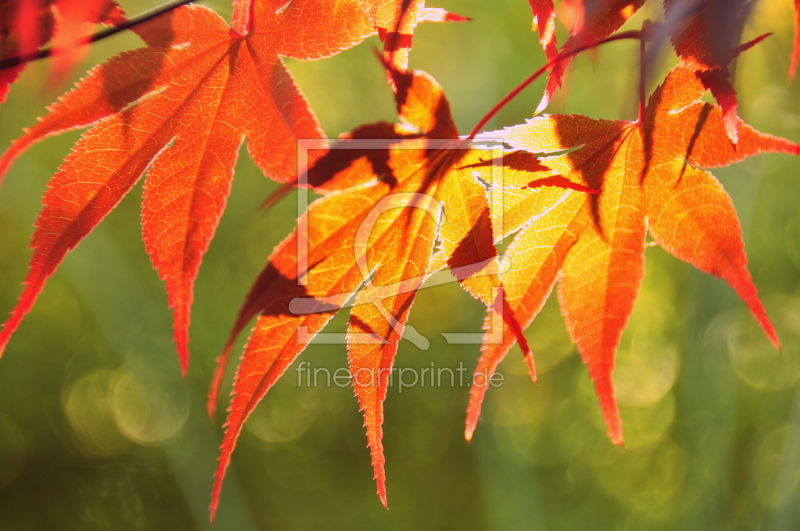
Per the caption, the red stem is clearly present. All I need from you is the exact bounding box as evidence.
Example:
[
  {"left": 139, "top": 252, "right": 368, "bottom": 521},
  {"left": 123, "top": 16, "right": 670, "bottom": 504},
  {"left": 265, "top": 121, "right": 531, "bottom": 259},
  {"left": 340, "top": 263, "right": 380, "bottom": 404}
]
[
  {"left": 638, "top": 22, "right": 650, "bottom": 123},
  {"left": 467, "top": 30, "right": 642, "bottom": 139}
]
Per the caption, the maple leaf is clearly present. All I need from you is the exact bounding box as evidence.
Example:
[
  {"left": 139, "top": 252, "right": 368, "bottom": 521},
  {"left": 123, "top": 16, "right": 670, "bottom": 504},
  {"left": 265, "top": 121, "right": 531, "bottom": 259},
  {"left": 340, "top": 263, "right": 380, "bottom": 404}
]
[
  {"left": 793, "top": 0, "right": 800, "bottom": 79},
  {"left": 467, "top": 63, "right": 800, "bottom": 445},
  {"left": 528, "top": 0, "right": 558, "bottom": 64},
  {"left": 207, "top": 65, "right": 587, "bottom": 519},
  {"left": 0, "top": 0, "right": 376, "bottom": 372},
  {"left": 0, "top": 0, "right": 124, "bottom": 101},
  {"left": 360, "top": 0, "right": 468, "bottom": 72},
  {"left": 537, "top": 0, "right": 644, "bottom": 113},
  {"left": 0, "top": 0, "right": 55, "bottom": 102},
  {"left": 47, "top": 0, "right": 126, "bottom": 87},
  {"left": 662, "top": 0, "right": 757, "bottom": 144}
]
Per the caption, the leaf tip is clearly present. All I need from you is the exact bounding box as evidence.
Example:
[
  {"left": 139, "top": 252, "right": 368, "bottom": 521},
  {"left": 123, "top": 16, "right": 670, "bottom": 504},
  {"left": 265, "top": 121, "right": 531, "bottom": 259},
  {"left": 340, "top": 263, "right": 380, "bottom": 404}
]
[
  {"left": 524, "top": 352, "right": 537, "bottom": 384},
  {"left": 755, "top": 304, "right": 781, "bottom": 351},
  {"left": 768, "top": 329, "right": 781, "bottom": 352},
  {"left": 722, "top": 261, "right": 781, "bottom": 352},
  {"left": 208, "top": 341, "right": 235, "bottom": 420},
  {"left": 535, "top": 91, "right": 551, "bottom": 115},
  {"left": 210, "top": 427, "right": 234, "bottom": 525},
  {"left": 209, "top": 467, "right": 223, "bottom": 524},
  {"left": 464, "top": 398, "right": 481, "bottom": 442},
  {"left": 464, "top": 426, "right": 474, "bottom": 443},
  {"left": 497, "top": 289, "right": 537, "bottom": 381},
  {"left": 444, "top": 13, "right": 471, "bottom": 22},
  {"left": 0, "top": 296, "right": 33, "bottom": 360},
  {"left": 592, "top": 367, "right": 624, "bottom": 446},
  {"left": 378, "top": 486, "right": 388, "bottom": 509},
  {"left": 177, "top": 343, "right": 189, "bottom": 378},
  {"left": 206, "top": 396, "right": 218, "bottom": 421},
  {"left": 420, "top": 8, "right": 471, "bottom": 23},
  {"left": 209, "top": 501, "right": 218, "bottom": 525}
]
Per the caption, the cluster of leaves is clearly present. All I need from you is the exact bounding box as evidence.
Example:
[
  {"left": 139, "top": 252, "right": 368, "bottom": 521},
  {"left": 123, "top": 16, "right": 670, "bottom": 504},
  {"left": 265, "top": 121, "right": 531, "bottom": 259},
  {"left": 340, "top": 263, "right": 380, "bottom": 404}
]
[{"left": 1, "top": 0, "right": 799, "bottom": 521}]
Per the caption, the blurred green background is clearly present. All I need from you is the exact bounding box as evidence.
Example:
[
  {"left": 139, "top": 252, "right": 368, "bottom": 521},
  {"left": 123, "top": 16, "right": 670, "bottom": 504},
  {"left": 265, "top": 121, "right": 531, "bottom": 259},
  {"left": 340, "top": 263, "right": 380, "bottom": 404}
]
[{"left": 1, "top": 0, "right": 800, "bottom": 529}]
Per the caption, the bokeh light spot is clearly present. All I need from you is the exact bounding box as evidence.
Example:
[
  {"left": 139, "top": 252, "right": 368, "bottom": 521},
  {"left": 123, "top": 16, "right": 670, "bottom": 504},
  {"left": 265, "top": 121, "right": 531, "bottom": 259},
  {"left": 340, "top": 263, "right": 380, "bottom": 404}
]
[
  {"left": 111, "top": 360, "right": 189, "bottom": 445},
  {"left": 755, "top": 423, "right": 800, "bottom": 509},
  {"left": 615, "top": 331, "right": 680, "bottom": 407},
  {"left": 62, "top": 370, "right": 129, "bottom": 457},
  {"left": 726, "top": 297, "right": 800, "bottom": 391}
]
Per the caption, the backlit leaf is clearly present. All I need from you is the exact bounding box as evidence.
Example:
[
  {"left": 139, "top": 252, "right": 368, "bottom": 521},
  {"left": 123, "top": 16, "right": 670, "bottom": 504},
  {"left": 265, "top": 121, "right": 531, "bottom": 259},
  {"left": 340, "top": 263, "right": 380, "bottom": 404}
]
[
  {"left": 0, "top": 1, "right": 375, "bottom": 372},
  {"left": 469, "top": 63, "right": 800, "bottom": 445},
  {"left": 537, "top": 0, "right": 644, "bottom": 113},
  {"left": 209, "top": 66, "right": 582, "bottom": 518}
]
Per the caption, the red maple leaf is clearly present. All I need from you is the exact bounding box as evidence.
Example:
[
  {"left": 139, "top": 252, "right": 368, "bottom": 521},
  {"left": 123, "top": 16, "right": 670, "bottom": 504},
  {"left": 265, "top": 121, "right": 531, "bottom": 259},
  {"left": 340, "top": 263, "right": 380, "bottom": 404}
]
[
  {"left": 207, "top": 65, "right": 588, "bottom": 520},
  {"left": 0, "top": 0, "right": 376, "bottom": 372},
  {"left": 792, "top": 0, "right": 800, "bottom": 79},
  {"left": 362, "top": 0, "right": 468, "bottom": 71},
  {"left": 0, "top": 0, "right": 125, "bottom": 100},
  {"left": 47, "top": 0, "right": 126, "bottom": 87},
  {"left": 528, "top": 0, "right": 558, "bottom": 63},
  {"left": 466, "top": 63, "right": 800, "bottom": 444},
  {"left": 0, "top": 0, "right": 55, "bottom": 101},
  {"left": 537, "top": 0, "right": 644, "bottom": 113}
]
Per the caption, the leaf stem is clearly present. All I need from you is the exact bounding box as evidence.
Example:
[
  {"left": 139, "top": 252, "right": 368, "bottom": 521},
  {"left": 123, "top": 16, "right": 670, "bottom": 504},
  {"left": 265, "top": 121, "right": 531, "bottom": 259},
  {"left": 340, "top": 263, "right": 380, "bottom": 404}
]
[
  {"left": 638, "top": 22, "right": 649, "bottom": 123},
  {"left": 0, "top": 0, "right": 197, "bottom": 72},
  {"left": 467, "top": 30, "right": 642, "bottom": 139}
]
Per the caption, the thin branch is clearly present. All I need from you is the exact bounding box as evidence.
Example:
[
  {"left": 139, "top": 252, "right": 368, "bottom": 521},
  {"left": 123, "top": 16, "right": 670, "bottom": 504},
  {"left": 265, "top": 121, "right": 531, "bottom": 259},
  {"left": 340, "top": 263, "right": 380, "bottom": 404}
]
[
  {"left": 467, "top": 30, "right": 643, "bottom": 139},
  {"left": 0, "top": 0, "right": 197, "bottom": 72}
]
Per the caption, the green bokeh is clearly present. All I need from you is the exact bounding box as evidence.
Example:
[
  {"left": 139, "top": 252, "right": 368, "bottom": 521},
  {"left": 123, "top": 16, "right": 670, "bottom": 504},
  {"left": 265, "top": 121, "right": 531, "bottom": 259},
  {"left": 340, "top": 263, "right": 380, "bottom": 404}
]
[{"left": 1, "top": 1, "right": 800, "bottom": 529}]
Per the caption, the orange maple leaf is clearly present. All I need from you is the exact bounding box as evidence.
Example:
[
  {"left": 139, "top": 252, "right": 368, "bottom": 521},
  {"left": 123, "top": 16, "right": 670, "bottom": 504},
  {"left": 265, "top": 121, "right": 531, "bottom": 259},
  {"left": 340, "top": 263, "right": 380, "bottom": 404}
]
[
  {"left": 537, "top": 0, "right": 644, "bottom": 113},
  {"left": 793, "top": 0, "right": 800, "bottom": 79},
  {"left": 207, "top": 66, "right": 588, "bottom": 519},
  {"left": 47, "top": 0, "right": 126, "bottom": 87},
  {"left": 662, "top": 0, "right": 760, "bottom": 143},
  {"left": 467, "top": 63, "right": 800, "bottom": 445},
  {"left": 528, "top": 0, "right": 558, "bottom": 63},
  {"left": 0, "top": 0, "right": 55, "bottom": 101},
  {"left": 361, "top": 0, "right": 468, "bottom": 71},
  {"left": 0, "top": 0, "right": 376, "bottom": 372}
]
